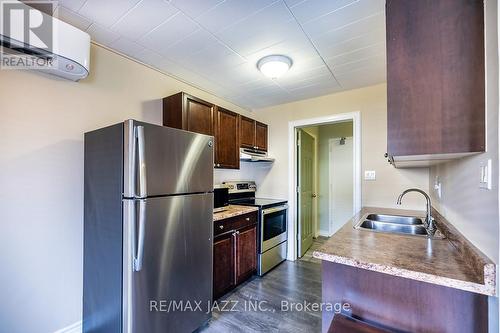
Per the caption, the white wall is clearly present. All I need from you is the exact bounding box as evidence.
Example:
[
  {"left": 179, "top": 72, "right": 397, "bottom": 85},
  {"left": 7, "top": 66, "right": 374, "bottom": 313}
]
[
  {"left": 214, "top": 162, "right": 273, "bottom": 187},
  {"left": 329, "top": 136, "right": 354, "bottom": 236},
  {"left": 0, "top": 44, "right": 252, "bottom": 333},
  {"left": 317, "top": 122, "right": 353, "bottom": 234},
  {"left": 254, "top": 83, "right": 430, "bottom": 212}
]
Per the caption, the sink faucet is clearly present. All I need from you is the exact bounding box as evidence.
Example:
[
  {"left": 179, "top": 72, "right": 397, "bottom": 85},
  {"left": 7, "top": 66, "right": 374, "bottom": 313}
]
[{"left": 397, "top": 188, "right": 435, "bottom": 234}]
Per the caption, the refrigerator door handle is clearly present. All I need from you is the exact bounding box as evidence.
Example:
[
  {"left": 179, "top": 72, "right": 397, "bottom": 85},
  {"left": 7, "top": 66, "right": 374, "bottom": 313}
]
[
  {"left": 134, "top": 199, "right": 147, "bottom": 272},
  {"left": 135, "top": 125, "right": 147, "bottom": 198}
]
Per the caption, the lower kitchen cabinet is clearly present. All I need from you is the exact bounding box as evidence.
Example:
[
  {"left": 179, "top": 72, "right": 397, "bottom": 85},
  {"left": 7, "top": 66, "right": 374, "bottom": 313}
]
[
  {"left": 235, "top": 225, "right": 257, "bottom": 284},
  {"left": 213, "top": 212, "right": 257, "bottom": 299},
  {"left": 213, "top": 234, "right": 235, "bottom": 298}
]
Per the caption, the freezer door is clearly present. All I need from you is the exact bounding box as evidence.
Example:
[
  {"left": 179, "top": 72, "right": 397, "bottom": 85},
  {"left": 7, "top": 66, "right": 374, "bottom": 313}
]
[
  {"left": 124, "top": 120, "right": 214, "bottom": 198},
  {"left": 123, "top": 193, "right": 213, "bottom": 333}
]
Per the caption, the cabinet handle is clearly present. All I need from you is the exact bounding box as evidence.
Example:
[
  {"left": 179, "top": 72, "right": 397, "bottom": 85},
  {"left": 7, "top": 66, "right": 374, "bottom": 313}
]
[
  {"left": 245, "top": 217, "right": 250, "bottom": 221},
  {"left": 219, "top": 225, "right": 224, "bottom": 230}
]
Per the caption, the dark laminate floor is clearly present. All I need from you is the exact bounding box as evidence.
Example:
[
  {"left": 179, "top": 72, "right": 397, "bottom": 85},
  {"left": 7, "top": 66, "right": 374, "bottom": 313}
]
[{"left": 199, "top": 238, "right": 328, "bottom": 333}]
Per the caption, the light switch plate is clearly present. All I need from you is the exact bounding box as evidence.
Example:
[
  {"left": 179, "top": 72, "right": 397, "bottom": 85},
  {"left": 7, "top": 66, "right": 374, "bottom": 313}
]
[
  {"left": 479, "top": 159, "right": 492, "bottom": 190},
  {"left": 364, "top": 170, "right": 376, "bottom": 180}
]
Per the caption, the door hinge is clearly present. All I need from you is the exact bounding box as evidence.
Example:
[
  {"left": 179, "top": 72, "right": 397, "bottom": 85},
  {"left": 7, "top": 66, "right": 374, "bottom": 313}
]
[{"left": 296, "top": 186, "right": 300, "bottom": 193}]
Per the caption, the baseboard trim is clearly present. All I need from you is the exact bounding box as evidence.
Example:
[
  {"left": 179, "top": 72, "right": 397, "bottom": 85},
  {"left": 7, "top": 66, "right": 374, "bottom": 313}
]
[
  {"left": 53, "top": 321, "right": 82, "bottom": 333},
  {"left": 318, "top": 230, "right": 331, "bottom": 237}
]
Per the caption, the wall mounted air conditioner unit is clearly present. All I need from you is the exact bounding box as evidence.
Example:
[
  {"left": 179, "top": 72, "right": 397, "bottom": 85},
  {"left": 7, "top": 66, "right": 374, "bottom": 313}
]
[{"left": 0, "top": 0, "right": 90, "bottom": 81}]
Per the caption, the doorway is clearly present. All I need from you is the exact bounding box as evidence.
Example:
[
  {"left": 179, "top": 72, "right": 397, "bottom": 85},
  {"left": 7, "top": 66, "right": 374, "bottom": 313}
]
[{"left": 289, "top": 112, "right": 361, "bottom": 261}]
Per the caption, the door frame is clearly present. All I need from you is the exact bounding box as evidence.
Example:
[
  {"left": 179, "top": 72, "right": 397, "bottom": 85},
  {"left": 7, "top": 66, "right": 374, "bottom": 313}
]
[{"left": 288, "top": 112, "right": 361, "bottom": 261}]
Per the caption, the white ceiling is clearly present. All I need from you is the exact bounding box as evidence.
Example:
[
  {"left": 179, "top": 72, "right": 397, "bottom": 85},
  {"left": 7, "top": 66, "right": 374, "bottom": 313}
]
[{"left": 53, "top": 0, "right": 386, "bottom": 109}]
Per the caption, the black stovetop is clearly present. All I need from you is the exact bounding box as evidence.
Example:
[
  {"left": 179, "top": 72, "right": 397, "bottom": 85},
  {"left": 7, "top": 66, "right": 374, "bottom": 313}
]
[{"left": 230, "top": 197, "right": 287, "bottom": 208}]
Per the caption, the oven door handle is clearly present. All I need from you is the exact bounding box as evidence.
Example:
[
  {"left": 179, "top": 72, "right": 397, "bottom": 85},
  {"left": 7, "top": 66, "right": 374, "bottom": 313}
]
[{"left": 262, "top": 204, "right": 288, "bottom": 216}]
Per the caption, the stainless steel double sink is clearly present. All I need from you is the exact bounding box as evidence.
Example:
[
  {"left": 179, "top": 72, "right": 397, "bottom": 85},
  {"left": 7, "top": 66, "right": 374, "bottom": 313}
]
[{"left": 355, "top": 213, "right": 445, "bottom": 239}]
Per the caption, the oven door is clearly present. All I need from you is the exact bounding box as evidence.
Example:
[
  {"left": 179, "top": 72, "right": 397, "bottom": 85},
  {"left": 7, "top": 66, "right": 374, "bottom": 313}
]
[{"left": 261, "top": 205, "right": 288, "bottom": 252}]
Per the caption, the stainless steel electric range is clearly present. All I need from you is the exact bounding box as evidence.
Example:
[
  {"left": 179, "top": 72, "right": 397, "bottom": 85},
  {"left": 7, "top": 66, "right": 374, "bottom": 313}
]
[{"left": 223, "top": 181, "right": 288, "bottom": 276}]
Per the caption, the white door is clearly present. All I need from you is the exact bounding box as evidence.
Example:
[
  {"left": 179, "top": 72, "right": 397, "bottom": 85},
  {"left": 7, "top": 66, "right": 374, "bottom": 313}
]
[{"left": 329, "top": 137, "right": 354, "bottom": 235}]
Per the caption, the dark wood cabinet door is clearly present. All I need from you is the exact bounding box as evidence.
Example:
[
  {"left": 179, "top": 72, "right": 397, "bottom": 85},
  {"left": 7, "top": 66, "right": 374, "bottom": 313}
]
[
  {"left": 162, "top": 92, "right": 214, "bottom": 136},
  {"left": 386, "top": 0, "right": 485, "bottom": 158},
  {"left": 239, "top": 116, "right": 255, "bottom": 149},
  {"left": 215, "top": 107, "right": 239, "bottom": 169},
  {"left": 213, "top": 234, "right": 235, "bottom": 299},
  {"left": 235, "top": 225, "right": 257, "bottom": 284},
  {"left": 185, "top": 96, "right": 214, "bottom": 136},
  {"left": 255, "top": 122, "right": 268, "bottom": 151}
]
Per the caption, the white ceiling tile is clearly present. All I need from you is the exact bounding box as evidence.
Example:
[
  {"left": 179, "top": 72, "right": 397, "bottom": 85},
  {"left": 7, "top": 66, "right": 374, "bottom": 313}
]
[
  {"left": 134, "top": 48, "right": 164, "bottom": 67},
  {"left": 287, "top": 0, "right": 357, "bottom": 23},
  {"left": 280, "top": 73, "right": 333, "bottom": 90},
  {"left": 170, "top": 0, "right": 224, "bottom": 19},
  {"left": 284, "top": 0, "right": 306, "bottom": 7},
  {"left": 312, "top": 11, "right": 385, "bottom": 46},
  {"left": 78, "top": 0, "right": 140, "bottom": 28},
  {"left": 175, "top": 41, "right": 246, "bottom": 73},
  {"left": 86, "top": 23, "right": 120, "bottom": 45},
  {"left": 110, "top": 0, "right": 178, "bottom": 41},
  {"left": 215, "top": 2, "right": 296, "bottom": 56},
  {"left": 162, "top": 30, "right": 219, "bottom": 63},
  {"left": 110, "top": 38, "right": 145, "bottom": 56},
  {"left": 336, "top": 67, "right": 386, "bottom": 89},
  {"left": 62, "top": 0, "right": 387, "bottom": 109},
  {"left": 303, "top": 0, "right": 385, "bottom": 37},
  {"left": 196, "top": 0, "right": 277, "bottom": 33},
  {"left": 331, "top": 53, "right": 386, "bottom": 76},
  {"left": 328, "top": 42, "right": 385, "bottom": 67},
  {"left": 54, "top": 6, "right": 92, "bottom": 31},
  {"left": 315, "top": 27, "right": 385, "bottom": 59},
  {"left": 57, "top": 0, "right": 86, "bottom": 12},
  {"left": 138, "top": 13, "right": 198, "bottom": 55}
]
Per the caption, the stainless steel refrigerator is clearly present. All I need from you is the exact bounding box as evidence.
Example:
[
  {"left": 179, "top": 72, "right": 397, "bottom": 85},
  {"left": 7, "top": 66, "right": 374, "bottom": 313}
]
[{"left": 83, "top": 120, "right": 213, "bottom": 333}]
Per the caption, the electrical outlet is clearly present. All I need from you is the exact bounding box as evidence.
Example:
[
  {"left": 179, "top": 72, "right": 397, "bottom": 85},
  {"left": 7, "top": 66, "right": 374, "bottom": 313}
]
[
  {"left": 364, "top": 170, "right": 376, "bottom": 180},
  {"left": 479, "top": 159, "right": 492, "bottom": 190}
]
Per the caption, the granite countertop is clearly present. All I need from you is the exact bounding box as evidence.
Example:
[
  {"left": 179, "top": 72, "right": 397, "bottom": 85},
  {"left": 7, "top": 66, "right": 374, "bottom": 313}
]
[
  {"left": 313, "top": 207, "right": 496, "bottom": 296},
  {"left": 213, "top": 205, "right": 259, "bottom": 221}
]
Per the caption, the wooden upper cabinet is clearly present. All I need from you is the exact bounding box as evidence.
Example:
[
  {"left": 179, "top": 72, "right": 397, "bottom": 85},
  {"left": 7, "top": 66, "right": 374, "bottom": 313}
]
[
  {"left": 162, "top": 92, "right": 214, "bottom": 136},
  {"left": 163, "top": 92, "right": 269, "bottom": 169},
  {"left": 239, "top": 116, "right": 268, "bottom": 151},
  {"left": 386, "top": 0, "right": 485, "bottom": 165},
  {"left": 255, "top": 122, "right": 268, "bottom": 151},
  {"left": 239, "top": 115, "right": 256, "bottom": 149},
  {"left": 215, "top": 107, "right": 239, "bottom": 169}
]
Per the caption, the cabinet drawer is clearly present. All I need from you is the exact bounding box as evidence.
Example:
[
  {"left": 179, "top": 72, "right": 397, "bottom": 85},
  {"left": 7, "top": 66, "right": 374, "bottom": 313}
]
[{"left": 214, "top": 211, "right": 257, "bottom": 237}]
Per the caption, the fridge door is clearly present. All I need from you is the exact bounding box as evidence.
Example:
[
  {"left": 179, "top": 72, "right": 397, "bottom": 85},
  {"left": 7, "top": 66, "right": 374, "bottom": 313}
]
[
  {"left": 124, "top": 119, "right": 214, "bottom": 198},
  {"left": 123, "top": 193, "right": 213, "bottom": 333}
]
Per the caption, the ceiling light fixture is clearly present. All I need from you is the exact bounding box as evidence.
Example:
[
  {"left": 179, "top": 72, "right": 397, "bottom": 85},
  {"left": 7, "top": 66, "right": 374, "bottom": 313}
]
[{"left": 257, "top": 55, "right": 293, "bottom": 79}]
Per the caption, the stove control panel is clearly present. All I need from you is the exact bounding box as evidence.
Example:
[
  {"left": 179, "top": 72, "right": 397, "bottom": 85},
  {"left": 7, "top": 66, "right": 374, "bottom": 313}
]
[{"left": 223, "top": 181, "right": 256, "bottom": 193}]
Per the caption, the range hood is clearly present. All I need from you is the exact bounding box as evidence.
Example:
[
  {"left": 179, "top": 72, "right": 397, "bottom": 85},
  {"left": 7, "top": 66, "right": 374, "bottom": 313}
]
[{"left": 240, "top": 148, "right": 275, "bottom": 163}]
